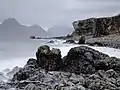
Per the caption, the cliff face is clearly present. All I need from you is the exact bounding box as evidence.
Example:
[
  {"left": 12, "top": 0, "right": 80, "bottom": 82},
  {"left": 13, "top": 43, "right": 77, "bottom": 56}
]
[{"left": 72, "top": 14, "right": 120, "bottom": 37}]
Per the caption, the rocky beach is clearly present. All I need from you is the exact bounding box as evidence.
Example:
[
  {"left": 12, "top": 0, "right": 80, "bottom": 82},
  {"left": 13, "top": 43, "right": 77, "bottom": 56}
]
[
  {"left": 0, "top": 14, "right": 120, "bottom": 90},
  {"left": 70, "top": 14, "right": 120, "bottom": 49},
  {"left": 0, "top": 45, "right": 120, "bottom": 90}
]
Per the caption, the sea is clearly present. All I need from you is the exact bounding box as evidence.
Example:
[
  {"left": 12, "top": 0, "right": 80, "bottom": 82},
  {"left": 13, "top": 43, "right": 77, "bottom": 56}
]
[{"left": 0, "top": 39, "right": 120, "bottom": 75}]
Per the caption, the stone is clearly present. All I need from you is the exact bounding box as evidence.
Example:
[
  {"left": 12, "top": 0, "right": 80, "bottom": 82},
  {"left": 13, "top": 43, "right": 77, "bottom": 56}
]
[
  {"left": 6, "top": 66, "right": 20, "bottom": 80},
  {"left": 24, "top": 83, "right": 38, "bottom": 90},
  {"left": 48, "top": 40, "right": 54, "bottom": 43},
  {"left": 36, "top": 45, "right": 63, "bottom": 71},
  {"left": 85, "top": 70, "right": 118, "bottom": 90},
  {"left": 64, "top": 39, "right": 75, "bottom": 44},
  {"left": 78, "top": 36, "right": 85, "bottom": 44},
  {"left": 77, "top": 85, "right": 86, "bottom": 90},
  {"left": 64, "top": 46, "right": 109, "bottom": 74},
  {"left": 25, "top": 58, "right": 38, "bottom": 68},
  {"left": 7, "top": 45, "right": 120, "bottom": 90}
]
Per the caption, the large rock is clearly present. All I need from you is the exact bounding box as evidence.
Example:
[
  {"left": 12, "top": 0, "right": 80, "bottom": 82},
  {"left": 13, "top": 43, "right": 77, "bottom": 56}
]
[
  {"left": 12, "top": 58, "right": 38, "bottom": 81},
  {"left": 36, "top": 45, "right": 63, "bottom": 71},
  {"left": 6, "top": 66, "right": 20, "bottom": 80},
  {"left": 13, "top": 70, "right": 86, "bottom": 89},
  {"left": 72, "top": 14, "right": 120, "bottom": 37},
  {"left": 24, "top": 83, "right": 38, "bottom": 90},
  {"left": 6, "top": 45, "right": 120, "bottom": 90},
  {"left": 63, "top": 46, "right": 120, "bottom": 74},
  {"left": 85, "top": 69, "right": 120, "bottom": 90},
  {"left": 78, "top": 36, "right": 85, "bottom": 44},
  {"left": 48, "top": 40, "right": 54, "bottom": 43}
]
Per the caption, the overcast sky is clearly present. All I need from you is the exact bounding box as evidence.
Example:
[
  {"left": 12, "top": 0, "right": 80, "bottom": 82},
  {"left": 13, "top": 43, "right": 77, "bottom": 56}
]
[{"left": 0, "top": 0, "right": 120, "bottom": 29}]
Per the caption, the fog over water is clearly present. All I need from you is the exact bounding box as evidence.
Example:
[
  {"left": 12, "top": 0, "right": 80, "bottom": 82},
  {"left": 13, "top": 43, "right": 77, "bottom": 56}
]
[
  {"left": 0, "top": 39, "right": 120, "bottom": 72},
  {"left": 0, "top": 0, "right": 120, "bottom": 28}
]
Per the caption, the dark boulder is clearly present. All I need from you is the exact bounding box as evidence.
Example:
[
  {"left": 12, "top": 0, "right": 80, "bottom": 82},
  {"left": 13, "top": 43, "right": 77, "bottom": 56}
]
[
  {"left": 25, "top": 58, "right": 38, "bottom": 68},
  {"left": 12, "top": 58, "right": 38, "bottom": 81},
  {"left": 86, "top": 41, "right": 104, "bottom": 47},
  {"left": 64, "top": 46, "right": 116, "bottom": 74},
  {"left": 9, "top": 45, "right": 120, "bottom": 90},
  {"left": 36, "top": 45, "right": 63, "bottom": 71},
  {"left": 12, "top": 69, "right": 29, "bottom": 81},
  {"left": 96, "top": 57, "right": 120, "bottom": 72},
  {"left": 6, "top": 66, "right": 20, "bottom": 79},
  {"left": 78, "top": 36, "right": 85, "bottom": 44},
  {"left": 29, "top": 36, "right": 35, "bottom": 39},
  {"left": 85, "top": 69, "right": 119, "bottom": 90},
  {"left": 48, "top": 40, "right": 54, "bottom": 43}
]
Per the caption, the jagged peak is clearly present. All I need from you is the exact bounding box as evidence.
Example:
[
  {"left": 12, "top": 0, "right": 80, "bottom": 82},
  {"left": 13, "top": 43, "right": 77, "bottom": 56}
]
[{"left": 2, "top": 18, "right": 20, "bottom": 26}]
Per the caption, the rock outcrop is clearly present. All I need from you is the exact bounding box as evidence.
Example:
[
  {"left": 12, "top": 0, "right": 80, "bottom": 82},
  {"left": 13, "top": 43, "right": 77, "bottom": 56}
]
[
  {"left": 78, "top": 35, "right": 85, "bottom": 44},
  {"left": 64, "top": 46, "right": 108, "bottom": 74},
  {"left": 24, "top": 83, "right": 38, "bottom": 90},
  {"left": 2, "top": 45, "right": 120, "bottom": 90},
  {"left": 64, "top": 46, "right": 120, "bottom": 74},
  {"left": 36, "top": 45, "right": 63, "bottom": 71},
  {"left": 48, "top": 40, "right": 54, "bottom": 43},
  {"left": 72, "top": 14, "right": 120, "bottom": 37},
  {"left": 6, "top": 66, "right": 20, "bottom": 80},
  {"left": 64, "top": 39, "right": 75, "bottom": 44}
]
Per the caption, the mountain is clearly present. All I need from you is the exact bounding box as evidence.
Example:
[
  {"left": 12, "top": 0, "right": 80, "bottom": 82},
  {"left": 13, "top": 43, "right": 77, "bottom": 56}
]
[
  {"left": 0, "top": 18, "right": 47, "bottom": 40},
  {"left": 47, "top": 25, "right": 73, "bottom": 37}
]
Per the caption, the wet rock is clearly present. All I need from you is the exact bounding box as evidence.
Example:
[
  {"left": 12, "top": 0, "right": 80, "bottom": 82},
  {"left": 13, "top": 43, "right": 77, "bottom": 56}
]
[
  {"left": 8, "top": 45, "right": 120, "bottom": 90},
  {"left": 24, "top": 83, "right": 38, "bottom": 90},
  {"left": 86, "top": 41, "right": 104, "bottom": 47},
  {"left": 85, "top": 70, "right": 119, "bottom": 90},
  {"left": 12, "top": 69, "right": 86, "bottom": 90},
  {"left": 6, "top": 66, "right": 20, "bottom": 80},
  {"left": 64, "top": 46, "right": 109, "bottom": 74},
  {"left": 48, "top": 40, "right": 54, "bottom": 43},
  {"left": 12, "top": 69, "right": 30, "bottom": 81},
  {"left": 25, "top": 58, "right": 38, "bottom": 68},
  {"left": 29, "top": 36, "right": 35, "bottom": 39},
  {"left": 96, "top": 57, "right": 120, "bottom": 72},
  {"left": 0, "top": 72, "right": 7, "bottom": 82},
  {"left": 72, "top": 14, "right": 120, "bottom": 37},
  {"left": 0, "top": 81, "right": 12, "bottom": 90},
  {"left": 78, "top": 36, "right": 85, "bottom": 44},
  {"left": 105, "top": 69, "right": 117, "bottom": 78},
  {"left": 12, "top": 59, "right": 38, "bottom": 81},
  {"left": 36, "top": 45, "right": 63, "bottom": 71}
]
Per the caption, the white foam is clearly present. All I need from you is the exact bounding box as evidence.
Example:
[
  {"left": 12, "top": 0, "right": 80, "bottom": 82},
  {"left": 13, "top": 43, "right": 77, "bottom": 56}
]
[
  {"left": 0, "top": 57, "right": 30, "bottom": 71},
  {"left": 51, "top": 44, "right": 120, "bottom": 58},
  {"left": 1, "top": 44, "right": 120, "bottom": 72},
  {"left": 51, "top": 44, "right": 80, "bottom": 57},
  {"left": 88, "top": 46, "right": 120, "bottom": 58}
]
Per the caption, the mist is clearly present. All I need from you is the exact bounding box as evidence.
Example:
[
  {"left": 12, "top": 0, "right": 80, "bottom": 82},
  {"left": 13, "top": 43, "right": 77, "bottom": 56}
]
[{"left": 0, "top": 0, "right": 120, "bottom": 28}]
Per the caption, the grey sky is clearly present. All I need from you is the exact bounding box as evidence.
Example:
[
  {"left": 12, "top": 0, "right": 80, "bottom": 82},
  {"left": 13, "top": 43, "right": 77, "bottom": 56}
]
[{"left": 0, "top": 0, "right": 120, "bottom": 29}]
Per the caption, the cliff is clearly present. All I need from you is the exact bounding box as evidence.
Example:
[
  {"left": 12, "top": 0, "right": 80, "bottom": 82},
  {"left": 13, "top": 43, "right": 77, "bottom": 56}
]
[{"left": 72, "top": 14, "right": 120, "bottom": 37}]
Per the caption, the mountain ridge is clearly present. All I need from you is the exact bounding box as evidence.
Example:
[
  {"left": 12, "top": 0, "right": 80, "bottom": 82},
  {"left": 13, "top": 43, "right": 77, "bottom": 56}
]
[
  {"left": 47, "top": 25, "right": 73, "bottom": 37},
  {"left": 0, "top": 18, "right": 47, "bottom": 40}
]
